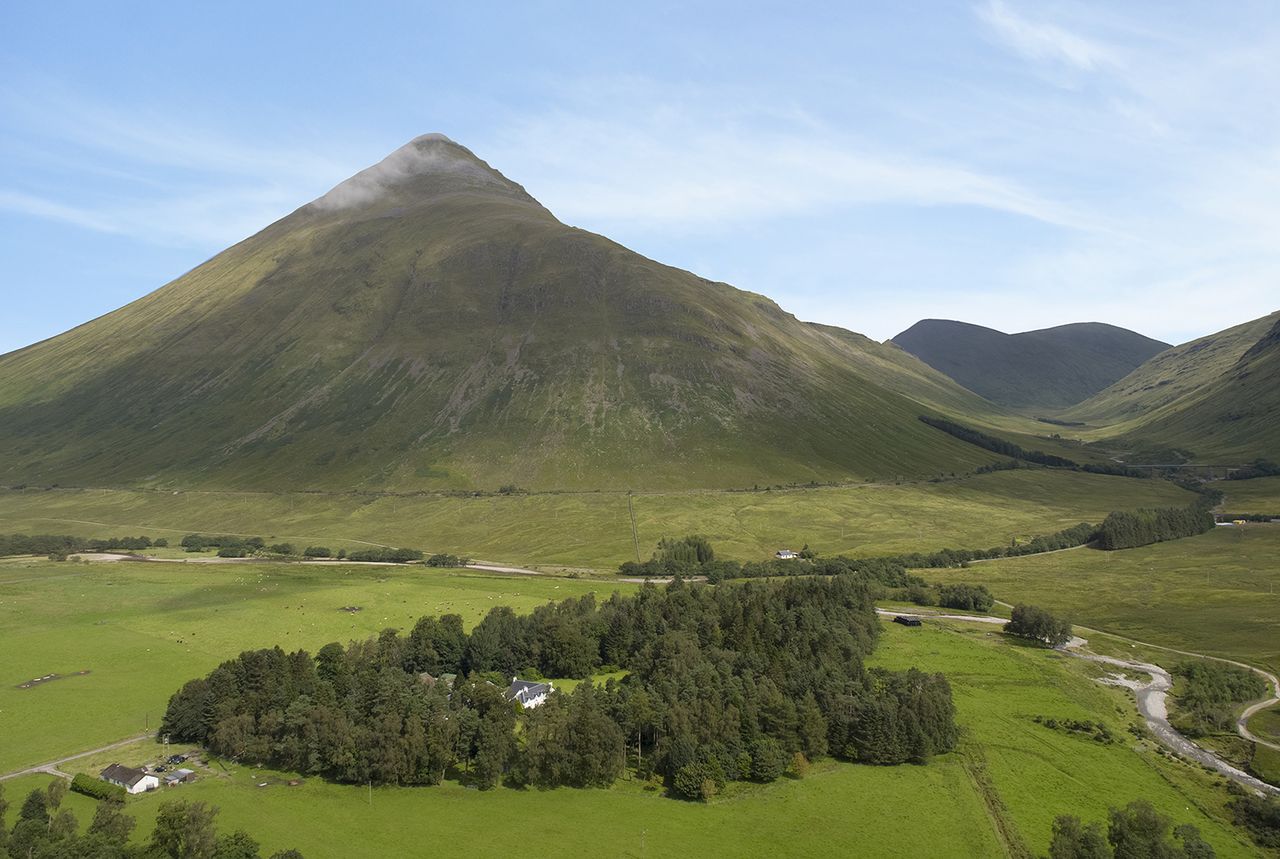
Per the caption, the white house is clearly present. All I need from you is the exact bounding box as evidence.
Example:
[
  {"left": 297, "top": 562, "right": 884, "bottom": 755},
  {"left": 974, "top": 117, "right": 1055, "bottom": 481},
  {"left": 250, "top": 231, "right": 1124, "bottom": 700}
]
[
  {"left": 775, "top": 549, "right": 799, "bottom": 560},
  {"left": 101, "top": 763, "right": 159, "bottom": 794},
  {"left": 504, "top": 677, "right": 553, "bottom": 709}
]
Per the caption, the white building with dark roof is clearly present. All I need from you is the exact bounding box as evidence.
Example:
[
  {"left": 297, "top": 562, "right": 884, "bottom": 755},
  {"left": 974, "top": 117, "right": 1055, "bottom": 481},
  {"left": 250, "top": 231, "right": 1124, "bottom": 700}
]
[
  {"left": 504, "top": 677, "right": 553, "bottom": 709},
  {"left": 100, "top": 763, "right": 159, "bottom": 794}
]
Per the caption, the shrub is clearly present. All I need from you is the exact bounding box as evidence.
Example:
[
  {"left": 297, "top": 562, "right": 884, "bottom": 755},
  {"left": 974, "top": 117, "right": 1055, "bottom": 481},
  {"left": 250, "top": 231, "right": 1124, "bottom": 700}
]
[
  {"left": 937, "top": 583, "right": 994, "bottom": 612},
  {"left": 217, "top": 547, "right": 247, "bottom": 558},
  {"left": 303, "top": 546, "right": 332, "bottom": 558},
  {"left": 70, "top": 773, "right": 126, "bottom": 802},
  {"left": 425, "top": 553, "right": 463, "bottom": 567}
]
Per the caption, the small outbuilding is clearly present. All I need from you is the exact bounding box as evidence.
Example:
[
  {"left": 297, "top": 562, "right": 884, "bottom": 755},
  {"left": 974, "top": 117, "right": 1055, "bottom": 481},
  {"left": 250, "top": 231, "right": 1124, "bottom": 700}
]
[
  {"left": 164, "top": 768, "right": 196, "bottom": 786},
  {"left": 892, "top": 615, "right": 923, "bottom": 627},
  {"left": 100, "top": 763, "right": 159, "bottom": 794},
  {"left": 775, "top": 549, "right": 799, "bottom": 560}
]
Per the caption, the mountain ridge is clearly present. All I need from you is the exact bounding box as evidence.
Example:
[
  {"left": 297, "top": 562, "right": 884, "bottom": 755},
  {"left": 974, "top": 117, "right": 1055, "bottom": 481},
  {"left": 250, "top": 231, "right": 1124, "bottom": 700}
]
[
  {"left": 0, "top": 135, "right": 1003, "bottom": 491},
  {"left": 890, "top": 318, "right": 1170, "bottom": 410}
]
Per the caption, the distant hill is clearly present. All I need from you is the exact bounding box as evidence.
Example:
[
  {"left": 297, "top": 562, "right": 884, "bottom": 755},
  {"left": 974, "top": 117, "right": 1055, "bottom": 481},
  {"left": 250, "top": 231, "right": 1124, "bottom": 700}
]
[
  {"left": 1067, "top": 310, "right": 1280, "bottom": 461},
  {"left": 890, "top": 320, "right": 1170, "bottom": 409},
  {"left": 0, "top": 135, "right": 1000, "bottom": 491}
]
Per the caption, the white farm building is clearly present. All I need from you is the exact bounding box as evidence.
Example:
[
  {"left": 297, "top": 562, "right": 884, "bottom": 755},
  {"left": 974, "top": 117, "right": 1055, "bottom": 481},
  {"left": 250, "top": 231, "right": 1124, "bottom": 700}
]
[{"left": 100, "top": 763, "right": 159, "bottom": 794}]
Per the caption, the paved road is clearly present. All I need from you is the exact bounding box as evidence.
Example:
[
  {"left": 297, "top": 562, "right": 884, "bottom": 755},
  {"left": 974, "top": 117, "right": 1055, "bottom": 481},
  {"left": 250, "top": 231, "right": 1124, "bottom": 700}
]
[{"left": 0, "top": 732, "right": 154, "bottom": 782}]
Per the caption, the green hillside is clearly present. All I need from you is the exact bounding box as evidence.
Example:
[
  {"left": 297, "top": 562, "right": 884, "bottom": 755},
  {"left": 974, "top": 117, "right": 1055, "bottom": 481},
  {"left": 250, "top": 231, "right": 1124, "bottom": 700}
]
[
  {"left": 1065, "top": 310, "right": 1280, "bottom": 461},
  {"left": 891, "top": 319, "right": 1169, "bottom": 409},
  {"left": 1114, "top": 317, "right": 1280, "bottom": 460},
  {"left": 0, "top": 135, "right": 1000, "bottom": 491}
]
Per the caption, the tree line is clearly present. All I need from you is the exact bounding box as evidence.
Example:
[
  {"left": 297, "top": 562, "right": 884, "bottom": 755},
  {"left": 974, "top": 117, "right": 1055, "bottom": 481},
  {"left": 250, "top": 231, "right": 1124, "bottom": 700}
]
[
  {"left": 0, "top": 779, "right": 302, "bottom": 859},
  {"left": 919, "top": 415, "right": 1080, "bottom": 468},
  {"left": 0, "top": 534, "right": 168, "bottom": 559},
  {"left": 161, "top": 575, "right": 958, "bottom": 799},
  {"left": 1226, "top": 459, "right": 1280, "bottom": 481},
  {"left": 645, "top": 521, "right": 1098, "bottom": 584},
  {"left": 1095, "top": 504, "right": 1215, "bottom": 550}
]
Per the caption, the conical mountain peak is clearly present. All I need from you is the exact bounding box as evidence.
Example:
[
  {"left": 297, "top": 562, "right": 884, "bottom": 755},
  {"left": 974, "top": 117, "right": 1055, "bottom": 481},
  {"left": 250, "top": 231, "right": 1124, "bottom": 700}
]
[{"left": 310, "top": 133, "right": 531, "bottom": 213}]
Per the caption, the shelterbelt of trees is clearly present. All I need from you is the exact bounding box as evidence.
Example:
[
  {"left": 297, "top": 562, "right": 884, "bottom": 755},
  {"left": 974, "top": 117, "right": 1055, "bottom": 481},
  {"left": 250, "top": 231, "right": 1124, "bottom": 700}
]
[
  {"left": 620, "top": 493, "right": 1217, "bottom": 583},
  {"left": 160, "top": 576, "right": 958, "bottom": 798}
]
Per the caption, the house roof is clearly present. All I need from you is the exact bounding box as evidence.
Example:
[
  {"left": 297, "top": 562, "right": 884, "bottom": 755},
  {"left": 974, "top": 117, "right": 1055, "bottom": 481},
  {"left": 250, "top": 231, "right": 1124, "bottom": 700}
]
[
  {"left": 101, "top": 763, "right": 149, "bottom": 787},
  {"left": 505, "top": 678, "right": 552, "bottom": 703}
]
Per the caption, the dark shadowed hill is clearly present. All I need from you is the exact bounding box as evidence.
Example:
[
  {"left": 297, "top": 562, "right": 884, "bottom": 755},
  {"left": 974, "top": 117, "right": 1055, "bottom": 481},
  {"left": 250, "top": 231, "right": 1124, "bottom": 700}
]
[
  {"left": 891, "top": 319, "right": 1170, "bottom": 409},
  {"left": 0, "top": 135, "right": 1003, "bottom": 491}
]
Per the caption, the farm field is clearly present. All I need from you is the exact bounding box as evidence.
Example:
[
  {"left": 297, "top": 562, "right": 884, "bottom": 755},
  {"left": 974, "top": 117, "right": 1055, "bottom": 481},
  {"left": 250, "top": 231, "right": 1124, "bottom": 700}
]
[
  {"left": 2, "top": 617, "right": 1256, "bottom": 857},
  {"left": 1219, "top": 475, "right": 1280, "bottom": 513},
  {"left": 0, "top": 470, "right": 1193, "bottom": 569},
  {"left": 922, "top": 526, "right": 1280, "bottom": 675},
  {"left": 0, "top": 558, "right": 633, "bottom": 774}
]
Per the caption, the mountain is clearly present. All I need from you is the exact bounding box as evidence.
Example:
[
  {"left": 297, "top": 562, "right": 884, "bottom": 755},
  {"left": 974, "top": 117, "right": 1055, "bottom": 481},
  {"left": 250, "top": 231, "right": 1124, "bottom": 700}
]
[
  {"left": 1066, "top": 310, "right": 1280, "bottom": 461},
  {"left": 890, "top": 319, "right": 1170, "bottom": 410},
  {"left": 0, "top": 135, "right": 1001, "bottom": 491}
]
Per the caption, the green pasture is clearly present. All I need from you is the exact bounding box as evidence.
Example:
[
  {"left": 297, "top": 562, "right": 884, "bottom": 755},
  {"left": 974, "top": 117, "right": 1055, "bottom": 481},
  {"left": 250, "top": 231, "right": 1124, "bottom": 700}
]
[
  {"left": 0, "top": 469, "right": 1192, "bottom": 569},
  {"left": 3, "top": 616, "right": 1256, "bottom": 858},
  {"left": 0, "top": 558, "right": 631, "bottom": 774},
  {"left": 923, "top": 526, "right": 1280, "bottom": 675},
  {"left": 867, "top": 619, "right": 1255, "bottom": 857},
  {"left": 1218, "top": 476, "right": 1280, "bottom": 513}
]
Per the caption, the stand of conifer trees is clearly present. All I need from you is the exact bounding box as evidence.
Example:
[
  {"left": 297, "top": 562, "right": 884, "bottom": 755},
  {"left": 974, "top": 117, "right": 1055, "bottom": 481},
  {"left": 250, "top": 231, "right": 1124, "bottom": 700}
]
[{"left": 161, "top": 576, "right": 957, "bottom": 796}]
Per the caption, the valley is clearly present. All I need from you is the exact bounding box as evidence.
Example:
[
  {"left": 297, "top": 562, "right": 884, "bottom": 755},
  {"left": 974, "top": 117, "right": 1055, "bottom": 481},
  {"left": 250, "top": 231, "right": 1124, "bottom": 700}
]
[{"left": 2, "top": 125, "right": 1279, "bottom": 859}]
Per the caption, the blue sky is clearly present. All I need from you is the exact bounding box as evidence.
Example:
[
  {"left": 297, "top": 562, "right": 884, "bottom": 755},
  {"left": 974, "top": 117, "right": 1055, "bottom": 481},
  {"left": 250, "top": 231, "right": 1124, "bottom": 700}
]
[{"left": 3, "top": 1, "right": 1279, "bottom": 355}]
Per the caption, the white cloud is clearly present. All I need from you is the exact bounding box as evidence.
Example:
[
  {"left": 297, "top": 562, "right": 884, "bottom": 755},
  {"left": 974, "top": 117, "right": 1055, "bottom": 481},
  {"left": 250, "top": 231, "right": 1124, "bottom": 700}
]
[
  {"left": 977, "top": 0, "right": 1117, "bottom": 72},
  {"left": 490, "top": 113, "right": 1095, "bottom": 234}
]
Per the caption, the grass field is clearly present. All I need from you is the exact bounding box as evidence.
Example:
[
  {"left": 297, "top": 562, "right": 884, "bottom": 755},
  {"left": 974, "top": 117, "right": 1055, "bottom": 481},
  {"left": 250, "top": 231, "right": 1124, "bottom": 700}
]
[
  {"left": 2, "top": 617, "right": 1257, "bottom": 858},
  {"left": 922, "top": 526, "right": 1280, "bottom": 675},
  {"left": 0, "top": 558, "right": 633, "bottom": 774},
  {"left": 1219, "top": 476, "right": 1280, "bottom": 513},
  {"left": 0, "top": 470, "right": 1193, "bottom": 569}
]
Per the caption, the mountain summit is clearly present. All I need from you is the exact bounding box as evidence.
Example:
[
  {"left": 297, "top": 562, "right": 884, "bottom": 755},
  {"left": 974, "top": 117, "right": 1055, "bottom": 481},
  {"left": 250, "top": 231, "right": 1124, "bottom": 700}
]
[
  {"left": 0, "top": 136, "right": 999, "bottom": 491},
  {"left": 309, "top": 134, "right": 536, "bottom": 212},
  {"left": 891, "top": 319, "right": 1170, "bottom": 410}
]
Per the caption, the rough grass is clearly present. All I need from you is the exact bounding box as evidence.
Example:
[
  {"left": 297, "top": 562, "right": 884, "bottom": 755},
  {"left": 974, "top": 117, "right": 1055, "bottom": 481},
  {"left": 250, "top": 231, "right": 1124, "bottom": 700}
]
[
  {"left": 0, "top": 470, "right": 1193, "bottom": 569},
  {"left": 923, "top": 526, "right": 1280, "bottom": 675},
  {"left": 0, "top": 558, "right": 631, "bottom": 774},
  {"left": 1219, "top": 476, "right": 1280, "bottom": 513}
]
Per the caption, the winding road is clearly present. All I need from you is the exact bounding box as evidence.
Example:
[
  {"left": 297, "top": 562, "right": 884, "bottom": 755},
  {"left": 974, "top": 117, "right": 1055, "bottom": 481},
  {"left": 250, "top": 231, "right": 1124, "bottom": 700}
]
[{"left": 877, "top": 608, "right": 1280, "bottom": 796}]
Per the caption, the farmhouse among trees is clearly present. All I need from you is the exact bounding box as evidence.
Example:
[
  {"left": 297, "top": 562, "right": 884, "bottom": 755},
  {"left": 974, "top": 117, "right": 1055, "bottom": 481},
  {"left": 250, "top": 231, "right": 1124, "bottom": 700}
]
[
  {"left": 160, "top": 576, "right": 958, "bottom": 794},
  {"left": 505, "top": 678, "right": 553, "bottom": 709},
  {"left": 100, "top": 763, "right": 158, "bottom": 795}
]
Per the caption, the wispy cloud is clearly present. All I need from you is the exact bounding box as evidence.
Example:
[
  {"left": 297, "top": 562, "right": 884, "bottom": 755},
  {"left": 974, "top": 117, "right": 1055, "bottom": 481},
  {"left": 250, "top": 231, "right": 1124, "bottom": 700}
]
[
  {"left": 976, "top": 0, "right": 1117, "bottom": 72},
  {"left": 491, "top": 108, "right": 1095, "bottom": 234},
  {"left": 0, "top": 84, "right": 363, "bottom": 247}
]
